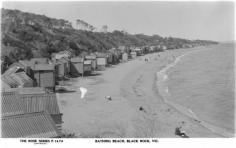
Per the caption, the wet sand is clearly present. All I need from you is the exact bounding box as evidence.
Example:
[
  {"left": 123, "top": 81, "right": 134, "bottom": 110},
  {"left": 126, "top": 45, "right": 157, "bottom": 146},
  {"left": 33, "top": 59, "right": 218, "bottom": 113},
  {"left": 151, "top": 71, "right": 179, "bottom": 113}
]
[{"left": 57, "top": 46, "right": 222, "bottom": 138}]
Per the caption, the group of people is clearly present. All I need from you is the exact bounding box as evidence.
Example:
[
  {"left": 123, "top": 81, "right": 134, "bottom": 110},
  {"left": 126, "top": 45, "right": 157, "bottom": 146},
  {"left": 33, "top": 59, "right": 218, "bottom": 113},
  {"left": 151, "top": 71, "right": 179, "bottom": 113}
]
[
  {"left": 144, "top": 58, "right": 149, "bottom": 62},
  {"left": 144, "top": 53, "right": 162, "bottom": 62}
]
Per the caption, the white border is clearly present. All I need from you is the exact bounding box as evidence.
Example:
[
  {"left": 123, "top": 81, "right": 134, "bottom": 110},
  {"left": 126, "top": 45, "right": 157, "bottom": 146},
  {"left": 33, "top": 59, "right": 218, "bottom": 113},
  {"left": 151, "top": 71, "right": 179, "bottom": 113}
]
[{"left": 0, "top": 0, "right": 235, "bottom": 148}]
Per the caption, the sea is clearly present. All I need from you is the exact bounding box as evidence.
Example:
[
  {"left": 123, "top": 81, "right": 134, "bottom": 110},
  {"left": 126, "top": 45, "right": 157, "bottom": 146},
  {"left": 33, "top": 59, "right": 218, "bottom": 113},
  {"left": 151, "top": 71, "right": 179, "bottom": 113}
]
[{"left": 156, "top": 43, "right": 235, "bottom": 137}]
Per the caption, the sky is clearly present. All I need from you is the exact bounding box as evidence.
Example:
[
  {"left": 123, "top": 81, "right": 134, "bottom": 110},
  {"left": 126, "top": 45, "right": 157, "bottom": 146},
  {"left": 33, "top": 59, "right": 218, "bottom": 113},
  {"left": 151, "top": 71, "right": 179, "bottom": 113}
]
[{"left": 2, "top": 1, "right": 235, "bottom": 42}]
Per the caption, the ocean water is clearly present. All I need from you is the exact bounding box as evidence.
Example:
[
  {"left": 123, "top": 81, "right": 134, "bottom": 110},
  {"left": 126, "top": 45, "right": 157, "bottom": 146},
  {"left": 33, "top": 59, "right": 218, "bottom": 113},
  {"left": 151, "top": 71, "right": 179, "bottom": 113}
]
[{"left": 156, "top": 43, "right": 235, "bottom": 137}]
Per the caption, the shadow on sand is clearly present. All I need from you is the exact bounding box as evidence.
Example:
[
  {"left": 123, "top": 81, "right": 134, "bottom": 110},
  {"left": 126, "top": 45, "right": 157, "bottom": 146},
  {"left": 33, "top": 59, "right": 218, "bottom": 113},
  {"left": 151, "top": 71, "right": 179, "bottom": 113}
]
[
  {"left": 55, "top": 89, "right": 76, "bottom": 93},
  {"left": 69, "top": 71, "right": 103, "bottom": 78},
  {"left": 86, "top": 72, "right": 102, "bottom": 77}
]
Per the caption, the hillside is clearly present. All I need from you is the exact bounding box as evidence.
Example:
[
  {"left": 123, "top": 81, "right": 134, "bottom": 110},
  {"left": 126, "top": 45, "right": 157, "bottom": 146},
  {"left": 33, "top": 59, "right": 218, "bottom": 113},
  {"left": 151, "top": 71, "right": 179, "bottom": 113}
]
[{"left": 1, "top": 8, "right": 217, "bottom": 68}]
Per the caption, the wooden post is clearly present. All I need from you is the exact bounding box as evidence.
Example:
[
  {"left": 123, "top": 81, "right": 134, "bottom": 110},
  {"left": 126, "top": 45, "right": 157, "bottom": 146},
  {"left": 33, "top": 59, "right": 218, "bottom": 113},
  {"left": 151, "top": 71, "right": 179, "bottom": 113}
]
[{"left": 82, "top": 58, "right": 84, "bottom": 79}]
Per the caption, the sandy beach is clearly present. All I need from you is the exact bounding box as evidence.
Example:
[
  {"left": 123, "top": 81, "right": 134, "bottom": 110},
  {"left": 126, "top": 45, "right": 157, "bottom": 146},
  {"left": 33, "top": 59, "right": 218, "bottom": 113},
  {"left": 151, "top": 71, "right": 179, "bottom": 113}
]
[{"left": 57, "top": 46, "right": 224, "bottom": 138}]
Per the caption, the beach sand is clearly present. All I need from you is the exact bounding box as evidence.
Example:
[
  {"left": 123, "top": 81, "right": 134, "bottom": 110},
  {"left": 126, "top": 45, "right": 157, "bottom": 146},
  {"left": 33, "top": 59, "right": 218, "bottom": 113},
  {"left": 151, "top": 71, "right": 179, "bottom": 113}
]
[{"left": 57, "top": 46, "right": 222, "bottom": 138}]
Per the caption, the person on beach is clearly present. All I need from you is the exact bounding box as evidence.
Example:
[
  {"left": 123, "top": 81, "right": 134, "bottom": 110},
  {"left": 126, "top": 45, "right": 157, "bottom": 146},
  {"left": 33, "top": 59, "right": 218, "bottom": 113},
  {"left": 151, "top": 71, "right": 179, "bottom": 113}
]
[
  {"left": 139, "top": 106, "right": 147, "bottom": 113},
  {"left": 144, "top": 58, "right": 149, "bottom": 62},
  {"left": 175, "top": 127, "right": 189, "bottom": 138}
]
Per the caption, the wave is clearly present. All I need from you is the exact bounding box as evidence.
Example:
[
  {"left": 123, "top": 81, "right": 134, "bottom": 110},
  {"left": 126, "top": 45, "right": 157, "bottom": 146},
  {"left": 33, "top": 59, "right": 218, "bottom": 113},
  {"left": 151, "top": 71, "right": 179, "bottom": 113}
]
[{"left": 155, "top": 49, "right": 234, "bottom": 137}]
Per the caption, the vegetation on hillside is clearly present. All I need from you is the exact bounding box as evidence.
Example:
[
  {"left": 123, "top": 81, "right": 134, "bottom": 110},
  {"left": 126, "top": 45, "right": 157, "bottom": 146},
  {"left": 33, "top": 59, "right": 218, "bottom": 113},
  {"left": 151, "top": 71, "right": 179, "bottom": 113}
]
[{"left": 1, "top": 8, "right": 217, "bottom": 69}]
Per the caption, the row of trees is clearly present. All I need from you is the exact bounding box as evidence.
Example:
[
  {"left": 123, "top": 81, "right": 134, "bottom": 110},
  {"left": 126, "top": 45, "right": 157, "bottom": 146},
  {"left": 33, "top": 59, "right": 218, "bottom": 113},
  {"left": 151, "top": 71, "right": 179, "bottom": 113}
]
[{"left": 1, "top": 9, "right": 217, "bottom": 73}]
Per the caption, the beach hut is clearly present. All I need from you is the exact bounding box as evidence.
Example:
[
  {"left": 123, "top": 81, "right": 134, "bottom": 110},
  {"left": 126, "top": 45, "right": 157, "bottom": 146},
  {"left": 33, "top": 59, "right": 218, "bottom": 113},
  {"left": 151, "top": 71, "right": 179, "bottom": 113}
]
[
  {"left": 32, "top": 64, "right": 56, "bottom": 91},
  {"left": 122, "top": 52, "right": 128, "bottom": 61},
  {"left": 53, "top": 56, "right": 70, "bottom": 78},
  {"left": 96, "top": 57, "right": 107, "bottom": 70},
  {"left": 1, "top": 66, "right": 35, "bottom": 89},
  {"left": 96, "top": 53, "right": 107, "bottom": 71},
  {"left": 10, "top": 72, "right": 35, "bottom": 87},
  {"left": 130, "top": 51, "right": 137, "bottom": 59},
  {"left": 55, "top": 59, "right": 67, "bottom": 79},
  {"left": 70, "top": 57, "right": 92, "bottom": 76},
  {"left": 84, "top": 60, "right": 92, "bottom": 75},
  {"left": 85, "top": 55, "right": 97, "bottom": 70},
  {"left": 70, "top": 57, "right": 83, "bottom": 76},
  {"left": 134, "top": 48, "right": 142, "bottom": 56},
  {"left": 109, "top": 48, "right": 121, "bottom": 64},
  {"left": 8, "top": 62, "right": 34, "bottom": 79},
  {"left": 106, "top": 52, "right": 113, "bottom": 65}
]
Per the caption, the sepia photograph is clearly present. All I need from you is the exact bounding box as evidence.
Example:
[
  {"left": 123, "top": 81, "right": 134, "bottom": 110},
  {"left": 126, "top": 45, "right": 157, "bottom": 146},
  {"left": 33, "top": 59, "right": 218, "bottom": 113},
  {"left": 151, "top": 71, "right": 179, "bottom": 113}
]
[{"left": 0, "top": 0, "right": 235, "bottom": 140}]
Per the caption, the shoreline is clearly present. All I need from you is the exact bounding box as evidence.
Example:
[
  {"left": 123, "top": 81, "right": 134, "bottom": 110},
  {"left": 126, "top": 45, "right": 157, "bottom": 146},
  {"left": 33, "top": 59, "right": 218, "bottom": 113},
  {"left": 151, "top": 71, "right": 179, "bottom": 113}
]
[
  {"left": 58, "top": 45, "right": 226, "bottom": 137},
  {"left": 155, "top": 48, "right": 233, "bottom": 137},
  {"left": 119, "top": 46, "right": 222, "bottom": 137}
]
